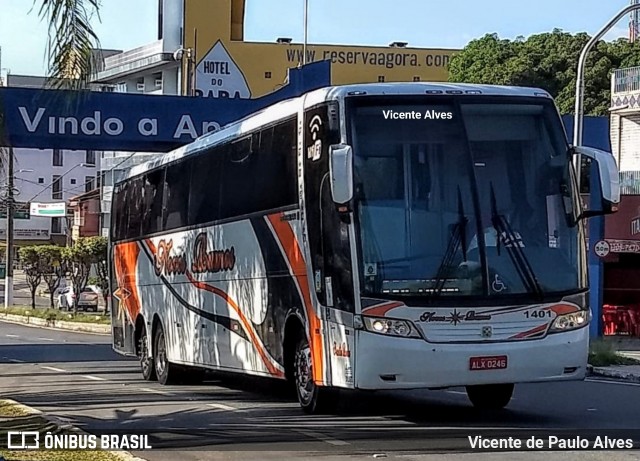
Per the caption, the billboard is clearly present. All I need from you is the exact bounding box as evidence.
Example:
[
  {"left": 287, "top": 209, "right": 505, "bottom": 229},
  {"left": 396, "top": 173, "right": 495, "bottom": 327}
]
[
  {"left": 182, "top": 0, "right": 457, "bottom": 98},
  {"left": 30, "top": 202, "right": 66, "bottom": 217},
  {"left": 0, "top": 61, "right": 330, "bottom": 151}
]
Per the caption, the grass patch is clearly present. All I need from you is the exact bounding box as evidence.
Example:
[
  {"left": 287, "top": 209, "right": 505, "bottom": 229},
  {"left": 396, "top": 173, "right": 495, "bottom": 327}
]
[
  {"left": 0, "top": 450, "right": 124, "bottom": 461},
  {"left": 0, "top": 307, "right": 110, "bottom": 325},
  {"left": 0, "top": 402, "right": 32, "bottom": 418},
  {"left": 589, "top": 340, "right": 640, "bottom": 367},
  {"left": 0, "top": 401, "right": 123, "bottom": 461}
]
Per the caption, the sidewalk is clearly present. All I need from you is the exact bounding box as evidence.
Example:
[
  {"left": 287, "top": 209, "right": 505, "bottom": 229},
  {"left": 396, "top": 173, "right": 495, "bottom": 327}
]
[{"left": 589, "top": 351, "right": 640, "bottom": 383}]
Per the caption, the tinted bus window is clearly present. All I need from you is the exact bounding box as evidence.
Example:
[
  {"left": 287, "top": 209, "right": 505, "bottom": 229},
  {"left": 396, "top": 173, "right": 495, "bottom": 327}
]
[
  {"left": 188, "top": 152, "right": 223, "bottom": 226},
  {"left": 163, "top": 161, "right": 191, "bottom": 231}
]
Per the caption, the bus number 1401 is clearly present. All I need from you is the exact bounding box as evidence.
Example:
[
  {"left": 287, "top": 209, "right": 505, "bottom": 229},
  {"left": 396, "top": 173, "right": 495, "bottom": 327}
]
[{"left": 524, "top": 310, "right": 553, "bottom": 319}]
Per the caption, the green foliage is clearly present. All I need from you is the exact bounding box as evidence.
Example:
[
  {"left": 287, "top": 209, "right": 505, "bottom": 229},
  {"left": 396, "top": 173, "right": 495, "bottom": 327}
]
[
  {"left": 62, "top": 237, "right": 108, "bottom": 311},
  {"left": 449, "top": 30, "right": 640, "bottom": 115},
  {"left": 589, "top": 340, "right": 640, "bottom": 367},
  {"left": 18, "top": 247, "right": 46, "bottom": 308},
  {"left": 37, "top": 0, "right": 102, "bottom": 90}
]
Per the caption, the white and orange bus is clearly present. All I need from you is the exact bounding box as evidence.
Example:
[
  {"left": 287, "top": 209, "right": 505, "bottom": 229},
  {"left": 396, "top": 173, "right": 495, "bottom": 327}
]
[{"left": 110, "top": 83, "right": 619, "bottom": 413}]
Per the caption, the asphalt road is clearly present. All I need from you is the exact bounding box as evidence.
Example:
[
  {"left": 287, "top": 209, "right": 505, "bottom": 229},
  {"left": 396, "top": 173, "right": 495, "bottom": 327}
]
[{"left": 1, "top": 321, "right": 640, "bottom": 461}]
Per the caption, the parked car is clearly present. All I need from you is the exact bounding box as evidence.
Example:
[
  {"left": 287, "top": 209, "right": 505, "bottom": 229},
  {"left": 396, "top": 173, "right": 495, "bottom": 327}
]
[{"left": 57, "top": 286, "right": 101, "bottom": 312}]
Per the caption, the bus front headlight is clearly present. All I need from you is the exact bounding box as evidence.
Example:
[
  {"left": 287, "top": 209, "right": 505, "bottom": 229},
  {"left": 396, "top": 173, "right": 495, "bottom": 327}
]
[
  {"left": 362, "top": 316, "right": 421, "bottom": 338},
  {"left": 549, "top": 310, "right": 590, "bottom": 333}
]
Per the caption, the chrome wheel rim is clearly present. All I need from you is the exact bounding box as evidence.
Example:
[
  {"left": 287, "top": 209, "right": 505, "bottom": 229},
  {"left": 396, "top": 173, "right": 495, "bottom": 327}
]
[
  {"left": 140, "top": 334, "right": 152, "bottom": 376},
  {"left": 294, "top": 345, "right": 313, "bottom": 404},
  {"left": 155, "top": 332, "right": 167, "bottom": 377}
]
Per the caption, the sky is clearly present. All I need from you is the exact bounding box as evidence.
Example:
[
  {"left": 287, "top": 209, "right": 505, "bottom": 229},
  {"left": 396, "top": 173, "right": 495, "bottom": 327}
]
[{"left": 0, "top": 0, "right": 634, "bottom": 76}]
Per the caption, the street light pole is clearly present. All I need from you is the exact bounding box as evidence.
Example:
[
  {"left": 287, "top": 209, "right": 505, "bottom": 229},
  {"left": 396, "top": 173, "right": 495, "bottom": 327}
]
[
  {"left": 573, "top": 3, "right": 640, "bottom": 341},
  {"left": 573, "top": 3, "right": 640, "bottom": 147},
  {"left": 5, "top": 146, "right": 14, "bottom": 308},
  {"left": 303, "top": 0, "right": 309, "bottom": 65}
]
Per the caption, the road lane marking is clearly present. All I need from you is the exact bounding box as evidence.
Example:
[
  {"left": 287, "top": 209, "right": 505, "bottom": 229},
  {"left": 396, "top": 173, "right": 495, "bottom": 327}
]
[
  {"left": 293, "top": 429, "right": 349, "bottom": 446},
  {"left": 41, "top": 366, "right": 67, "bottom": 373},
  {"left": 446, "top": 390, "right": 467, "bottom": 395},
  {"left": 6, "top": 334, "right": 19, "bottom": 338},
  {"left": 586, "top": 378, "right": 640, "bottom": 387},
  {"left": 140, "top": 387, "right": 172, "bottom": 396},
  {"left": 9, "top": 358, "right": 25, "bottom": 363},
  {"left": 82, "top": 375, "right": 107, "bottom": 381},
  {"left": 206, "top": 403, "right": 237, "bottom": 411},
  {"left": 37, "top": 337, "right": 55, "bottom": 342}
]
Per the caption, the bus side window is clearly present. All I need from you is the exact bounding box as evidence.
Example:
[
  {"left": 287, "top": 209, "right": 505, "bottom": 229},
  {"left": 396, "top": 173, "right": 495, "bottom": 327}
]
[
  {"left": 142, "top": 168, "right": 165, "bottom": 235},
  {"left": 188, "top": 151, "right": 222, "bottom": 226},
  {"left": 126, "top": 177, "right": 144, "bottom": 239},
  {"left": 163, "top": 161, "right": 191, "bottom": 231}
]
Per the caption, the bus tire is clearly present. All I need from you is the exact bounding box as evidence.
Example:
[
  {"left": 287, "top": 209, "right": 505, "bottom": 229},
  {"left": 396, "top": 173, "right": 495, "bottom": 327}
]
[
  {"left": 294, "top": 337, "right": 339, "bottom": 414},
  {"left": 466, "top": 383, "right": 514, "bottom": 410},
  {"left": 154, "top": 324, "right": 178, "bottom": 385},
  {"left": 139, "top": 328, "right": 156, "bottom": 381}
]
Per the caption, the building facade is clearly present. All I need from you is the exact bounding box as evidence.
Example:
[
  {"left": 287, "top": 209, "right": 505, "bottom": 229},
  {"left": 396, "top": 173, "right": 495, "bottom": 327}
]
[{"left": 601, "top": 65, "right": 640, "bottom": 337}]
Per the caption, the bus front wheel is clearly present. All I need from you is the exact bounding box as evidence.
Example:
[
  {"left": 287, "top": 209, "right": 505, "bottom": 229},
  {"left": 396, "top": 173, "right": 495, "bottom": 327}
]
[
  {"left": 466, "top": 383, "right": 514, "bottom": 410},
  {"left": 294, "top": 337, "right": 338, "bottom": 414},
  {"left": 154, "top": 324, "right": 178, "bottom": 385}
]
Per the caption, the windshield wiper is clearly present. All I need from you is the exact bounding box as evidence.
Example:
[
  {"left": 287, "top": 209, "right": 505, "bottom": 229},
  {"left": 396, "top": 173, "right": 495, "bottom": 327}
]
[
  {"left": 430, "top": 186, "right": 468, "bottom": 298},
  {"left": 489, "top": 183, "right": 543, "bottom": 300}
]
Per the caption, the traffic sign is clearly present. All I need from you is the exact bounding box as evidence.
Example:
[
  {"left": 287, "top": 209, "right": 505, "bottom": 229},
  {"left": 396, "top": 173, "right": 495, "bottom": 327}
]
[
  {"left": 0, "top": 210, "right": 30, "bottom": 219},
  {"left": 594, "top": 240, "right": 610, "bottom": 258}
]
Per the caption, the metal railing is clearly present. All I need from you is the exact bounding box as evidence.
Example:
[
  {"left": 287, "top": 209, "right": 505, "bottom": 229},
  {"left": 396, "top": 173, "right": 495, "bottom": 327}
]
[
  {"left": 613, "top": 66, "right": 640, "bottom": 94},
  {"left": 620, "top": 171, "right": 640, "bottom": 195}
]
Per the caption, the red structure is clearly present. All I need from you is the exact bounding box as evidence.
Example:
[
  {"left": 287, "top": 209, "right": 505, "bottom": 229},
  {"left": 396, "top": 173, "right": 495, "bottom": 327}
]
[
  {"left": 601, "top": 195, "right": 640, "bottom": 337},
  {"left": 67, "top": 189, "right": 101, "bottom": 244}
]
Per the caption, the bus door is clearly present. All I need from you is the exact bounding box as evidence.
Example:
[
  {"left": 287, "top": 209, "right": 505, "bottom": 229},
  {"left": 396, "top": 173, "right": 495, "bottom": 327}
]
[{"left": 303, "top": 103, "right": 357, "bottom": 389}]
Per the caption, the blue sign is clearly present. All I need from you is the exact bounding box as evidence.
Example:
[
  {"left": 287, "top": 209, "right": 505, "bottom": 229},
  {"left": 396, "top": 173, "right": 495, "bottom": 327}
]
[{"left": 0, "top": 61, "right": 331, "bottom": 152}]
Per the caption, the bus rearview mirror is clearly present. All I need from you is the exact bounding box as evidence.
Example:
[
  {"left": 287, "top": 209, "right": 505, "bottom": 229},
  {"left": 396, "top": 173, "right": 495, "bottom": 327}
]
[
  {"left": 572, "top": 145, "right": 620, "bottom": 218},
  {"left": 329, "top": 144, "right": 353, "bottom": 205}
]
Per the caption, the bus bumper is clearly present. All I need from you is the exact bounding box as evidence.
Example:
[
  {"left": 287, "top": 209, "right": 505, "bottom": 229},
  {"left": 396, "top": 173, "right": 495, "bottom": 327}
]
[{"left": 354, "top": 327, "right": 588, "bottom": 390}]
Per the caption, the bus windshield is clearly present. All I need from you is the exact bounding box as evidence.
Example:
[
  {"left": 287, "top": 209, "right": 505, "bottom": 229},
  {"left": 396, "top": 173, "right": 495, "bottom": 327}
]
[{"left": 349, "top": 96, "right": 586, "bottom": 302}]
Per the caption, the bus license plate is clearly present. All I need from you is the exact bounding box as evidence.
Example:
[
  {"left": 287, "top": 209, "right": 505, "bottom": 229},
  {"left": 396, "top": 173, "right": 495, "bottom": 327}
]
[{"left": 470, "top": 355, "right": 507, "bottom": 370}]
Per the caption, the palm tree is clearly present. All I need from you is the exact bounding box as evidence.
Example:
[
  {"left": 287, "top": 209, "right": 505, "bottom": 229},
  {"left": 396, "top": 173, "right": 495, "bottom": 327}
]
[{"left": 37, "top": 0, "right": 102, "bottom": 90}]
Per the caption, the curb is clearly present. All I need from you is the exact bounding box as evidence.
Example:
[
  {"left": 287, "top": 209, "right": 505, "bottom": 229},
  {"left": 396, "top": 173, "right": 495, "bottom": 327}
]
[
  {"left": 0, "top": 399, "right": 146, "bottom": 461},
  {"left": 587, "top": 364, "right": 640, "bottom": 383},
  {"left": 0, "top": 313, "right": 109, "bottom": 335}
]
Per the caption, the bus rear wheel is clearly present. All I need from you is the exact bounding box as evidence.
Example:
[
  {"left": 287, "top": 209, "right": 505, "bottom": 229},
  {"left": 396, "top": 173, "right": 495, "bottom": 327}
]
[
  {"left": 154, "top": 324, "right": 178, "bottom": 385},
  {"left": 293, "top": 337, "right": 338, "bottom": 414},
  {"left": 139, "top": 328, "right": 156, "bottom": 381},
  {"left": 466, "top": 383, "right": 514, "bottom": 410}
]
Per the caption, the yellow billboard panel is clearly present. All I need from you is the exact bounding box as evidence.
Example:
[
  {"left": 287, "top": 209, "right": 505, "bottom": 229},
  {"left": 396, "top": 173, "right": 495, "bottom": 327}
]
[{"left": 183, "top": 0, "right": 457, "bottom": 98}]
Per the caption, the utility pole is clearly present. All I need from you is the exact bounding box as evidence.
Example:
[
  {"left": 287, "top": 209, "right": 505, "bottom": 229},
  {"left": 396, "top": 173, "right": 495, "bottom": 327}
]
[
  {"left": 5, "top": 146, "right": 14, "bottom": 308},
  {"left": 303, "top": 0, "right": 309, "bottom": 65}
]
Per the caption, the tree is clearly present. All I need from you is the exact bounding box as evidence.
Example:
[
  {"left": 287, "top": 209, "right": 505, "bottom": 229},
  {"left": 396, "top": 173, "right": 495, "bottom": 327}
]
[
  {"left": 37, "top": 245, "right": 66, "bottom": 309},
  {"left": 18, "top": 247, "right": 45, "bottom": 309},
  {"left": 62, "top": 238, "right": 94, "bottom": 311},
  {"left": 36, "top": 0, "right": 102, "bottom": 89},
  {"left": 449, "top": 30, "right": 640, "bottom": 115},
  {"left": 88, "top": 236, "right": 109, "bottom": 313}
]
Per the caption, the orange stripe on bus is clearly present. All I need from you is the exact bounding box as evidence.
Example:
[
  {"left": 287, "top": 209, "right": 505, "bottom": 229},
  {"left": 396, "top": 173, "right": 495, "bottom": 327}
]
[
  {"left": 266, "top": 212, "right": 325, "bottom": 385},
  {"left": 543, "top": 303, "right": 580, "bottom": 316},
  {"left": 509, "top": 323, "right": 547, "bottom": 340},
  {"left": 184, "top": 272, "right": 285, "bottom": 378},
  {"left": 113, "top": 242, "right": 142, "bottom": 324},
  {"left": 142, "top": 239, "right": 284, "bottom": 378},
  {"left": 362, "top": 301, "right": 404, "bottom": 317}
]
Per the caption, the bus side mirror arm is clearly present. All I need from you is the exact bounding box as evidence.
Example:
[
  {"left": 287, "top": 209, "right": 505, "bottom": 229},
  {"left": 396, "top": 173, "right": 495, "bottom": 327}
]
[{"left": 329, "top": 144, "right": 354, "bottom": 208}]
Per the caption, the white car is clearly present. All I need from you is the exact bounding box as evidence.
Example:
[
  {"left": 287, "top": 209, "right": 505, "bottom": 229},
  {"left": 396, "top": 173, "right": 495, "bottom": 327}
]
[{"left": 57, "top": 286, "right": 101, "bottom": 312}]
